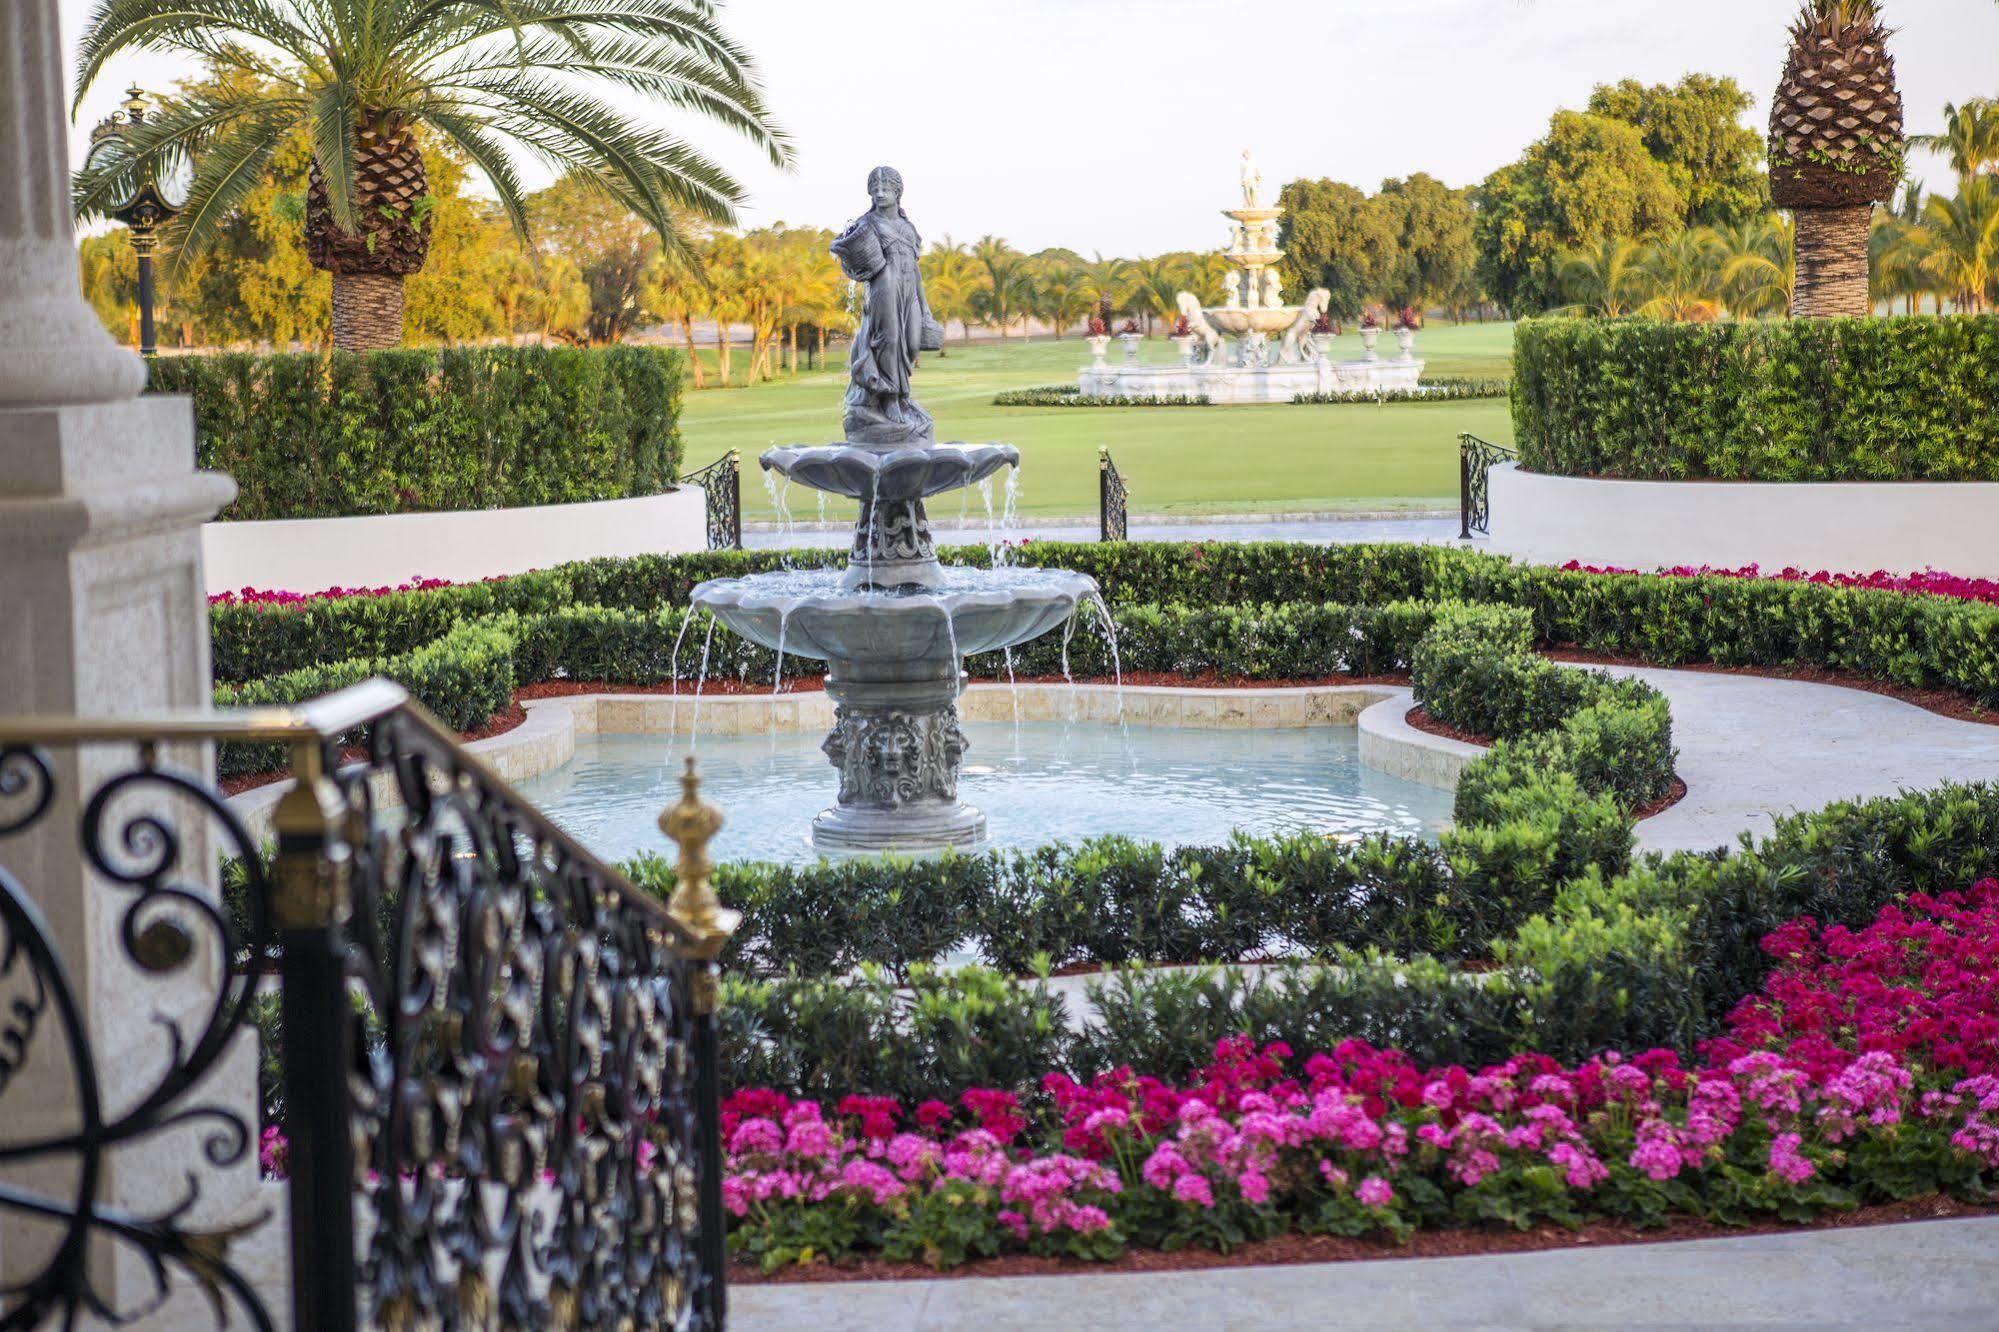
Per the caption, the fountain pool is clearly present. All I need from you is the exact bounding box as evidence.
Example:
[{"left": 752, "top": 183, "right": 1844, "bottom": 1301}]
[{"left": 515, "top": 720, "right": 1455, "bottom": 866}]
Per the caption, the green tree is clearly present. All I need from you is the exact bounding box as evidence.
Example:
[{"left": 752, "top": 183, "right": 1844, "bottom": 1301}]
[
  {"left": 919, "top": 237, "right": 983, "bottom": 349},
  {"left": 1475, "top": 110, "right": 1684, "bottom": 314},
  {"left": 1912, "top": 99, "right": 1999, "bottom": 179},
  {"left": 1588, "top": 74, "right": 1768, "bottom": 228},
  {"left": 74, "top": 0, "right": 788, "bottom": 352},
  {"left": 1555, "top": 235, "right": 1651, "bottom": 316},
  {"left": 970, "top": 236, "right": 1034, "bottom": 338},
  {"left": 1373, "top": 173, "right": 1476, "bottom": 311},
  {"left": 1275, "top": 178, "right": 1395, "bottom": 319},
  {"left": 528, "top": 177, "right": 660, "bottom": 344},
  {"left": 1029, "top": 256, "right": 1094, "bottom": 338}
]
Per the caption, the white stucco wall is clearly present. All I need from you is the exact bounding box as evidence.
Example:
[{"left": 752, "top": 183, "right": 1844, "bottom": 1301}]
[
  {"left": 201, "top": 487, "right": 709, "bottom": 595},
  {"left": 1487, "top": 464, "right": 1999, "bottom": 577}
]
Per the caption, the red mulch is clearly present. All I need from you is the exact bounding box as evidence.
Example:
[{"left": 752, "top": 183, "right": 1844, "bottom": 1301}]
[
  {"left": 1402, "top": 706, "right": 1489, "bottom": 747},
  {"left": 518, "top": 673, "right": 1413, "bottom": 698},
  {"left": 731, "top": 1193, "right": 1999, "bottom": 1285},
  {"left": 1545, "top": 648, "right": 1999, "bottom": 728},
  {"left": 1633, "top": 776, "right": 1690, "bottom": 819}
]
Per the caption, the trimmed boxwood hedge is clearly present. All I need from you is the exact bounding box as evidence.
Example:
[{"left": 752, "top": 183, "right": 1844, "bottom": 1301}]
[
  {"left": 1511, "top": 315, "right": 1999, "bottom": 481},
  {"left": 211, "top": 541, "right": 1999, "bottom": 707},
  {"left": 152, "top": 344, "right": 683, "bottom": 522}
]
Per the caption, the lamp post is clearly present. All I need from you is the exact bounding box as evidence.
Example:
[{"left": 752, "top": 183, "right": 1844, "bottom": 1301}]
[{"left": 85, "top": 86, "right": 183, "bottom": 357}]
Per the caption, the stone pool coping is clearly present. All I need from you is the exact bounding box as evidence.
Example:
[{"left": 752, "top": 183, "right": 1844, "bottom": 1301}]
[{"left": 225, "top": 683, "right": 1437, "bottom": 845}]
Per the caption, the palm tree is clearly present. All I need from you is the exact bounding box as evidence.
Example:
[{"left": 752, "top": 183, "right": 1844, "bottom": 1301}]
[
  {"left": 970, "top": 235, "right": 1033, "bottom": 339},
  {"left": 1911, "top": 99, "right": 1999, "bottom": 179},
  {"left": 1637, "top": 230, "right": 1726, "bottom": 322},
  {"left": 1869, "top": 183, "right": 1930, "bottom": 313},
  {"left": 1127, "top": 255, "right": 1187, "bottom": 335},
  {"left": 1081, "top": 253, "right": 1134, "bottom": 318},
  {"left": 73, "top": 0, "right": 790, "bottom": 352},
  {"left": 1555, "top": 236, "right": 1651, "bottom": 317},
  {"left": 919, "top": 237, "right": 983, "bottom": 349},
  {"left": 1716, "top": 217, "right": 1796, "bottom": 319},
  {"left": 1030, "top": 260, "right": 1094, "bottom": 338},
  {"left": 1766, "top": 0, "right": 1905, "bottom": 317},
  {"left": 1907, "top": 177, "right": 1999, "bottom": 312}
]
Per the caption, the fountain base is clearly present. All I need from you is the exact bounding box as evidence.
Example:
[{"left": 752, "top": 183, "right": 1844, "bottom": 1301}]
[{"left": 812, "top": 673, "right": 987, "bottom": 854}]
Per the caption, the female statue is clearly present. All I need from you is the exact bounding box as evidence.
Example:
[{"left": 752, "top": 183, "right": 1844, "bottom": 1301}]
[{"left": 831, "top": 166, "right": 943, "bottom": 443}]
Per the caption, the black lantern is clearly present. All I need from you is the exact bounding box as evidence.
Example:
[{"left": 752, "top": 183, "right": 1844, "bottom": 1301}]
[{"left": 84, "top": 87, "right": 185, "bottom": 357}]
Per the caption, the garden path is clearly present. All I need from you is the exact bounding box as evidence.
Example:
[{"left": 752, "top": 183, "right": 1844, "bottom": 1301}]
[
  {"left": 732, "top": 1212, "right": 1999, "bottom": 1329},
  {"left": 1615, "top": 666, "right": 1999, "bottom": 855}
]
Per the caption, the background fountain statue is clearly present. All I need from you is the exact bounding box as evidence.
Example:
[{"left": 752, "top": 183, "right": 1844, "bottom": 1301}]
[
  {"left": 691, "top": 168, "right": 1098, "bottom": 854},
  {"left": 1078, "top": 153, "right": 1426, "bottom": 402},
  {"left": 831, "top": 165, "right": 944, "bottom": 444}
]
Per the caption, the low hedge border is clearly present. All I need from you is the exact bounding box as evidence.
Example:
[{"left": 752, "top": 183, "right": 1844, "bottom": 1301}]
[
  {"left": 1512, "top": 316, "right": 1999, "bottom": 482},
  {"left": 990, "top": 379, "right": 1508, "bottom": 408},
  {"left": 208, "top": 542, "right": 1999, "bottom": 711}
]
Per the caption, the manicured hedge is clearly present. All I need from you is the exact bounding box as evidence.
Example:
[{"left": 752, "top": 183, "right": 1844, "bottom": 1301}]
[
  {"left": 211, "top": 541, "right": 1999, "bottom": 708},
  {"left": 151, "top": 345, "right": 683, "bottom": 522},
  {"left": 702, "top": 778, "right": 1999, "bottom": 1104},
  {"left": 1512, "top": 316, "right": 1999, "bottom": 481}
]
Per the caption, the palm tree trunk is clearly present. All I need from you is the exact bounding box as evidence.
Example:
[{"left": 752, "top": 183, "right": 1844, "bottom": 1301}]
[
  {"left": 678, "top": 316, "right": 706, "bottom": 388},
  {"left": 331, "top": 271, "right": 405, "bottom": 351},
  {"left": 1789, "top": 206, "right": 1873, "bottom": 318}
]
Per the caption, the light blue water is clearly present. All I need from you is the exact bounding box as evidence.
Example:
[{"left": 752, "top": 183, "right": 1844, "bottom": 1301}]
[{"left": 516, "top": 720, "right": 1455, "bottom": 866}]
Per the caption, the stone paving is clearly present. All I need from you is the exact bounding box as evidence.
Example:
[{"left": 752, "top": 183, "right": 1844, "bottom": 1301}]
[
  {"left": 1610, "top": 665, "right": 1999, "bottom": 854},
  {"left": 733, "top": 1214, "right": 1999, "bottom": 1329}
]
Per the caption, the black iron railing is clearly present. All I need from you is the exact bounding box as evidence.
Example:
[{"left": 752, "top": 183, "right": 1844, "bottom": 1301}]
[
  {"left": 1099, "top": 446, "right": 1129, "bottom": 543},
  {"left": 683, "top": 451, "right": 743, "bottom": 551},
  {"left": 1458, "top": 433, "right": 1517, "bottom": 539},
  {"left": 0, "top": 681, "right": 736, "bottom": 1330}
]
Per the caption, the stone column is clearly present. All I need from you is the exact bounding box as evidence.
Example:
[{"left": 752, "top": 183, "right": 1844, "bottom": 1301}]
[{"left": 0, "top": 1, "right": 251, "bottom": 1319}]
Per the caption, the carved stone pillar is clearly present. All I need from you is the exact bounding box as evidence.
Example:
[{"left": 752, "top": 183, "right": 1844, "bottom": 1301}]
[{"left": 0, "top": 1, "right": 251, "bottom": 1317}]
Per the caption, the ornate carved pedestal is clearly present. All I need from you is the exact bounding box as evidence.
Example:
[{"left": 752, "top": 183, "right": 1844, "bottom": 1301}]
[{"left": 812, "top": 670, "right": 985, "bottom": 852}]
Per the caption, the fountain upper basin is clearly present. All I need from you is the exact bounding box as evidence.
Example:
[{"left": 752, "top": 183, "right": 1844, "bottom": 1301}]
[
  {"left": 1203, "top": 306, "right": 1302, "bottom": 336},
  {"left": 690, "top": 566, "right": 1099, "bottom": 670},
  {"left": 762, "top": 442, "right": 1020, "bottom": 503}
]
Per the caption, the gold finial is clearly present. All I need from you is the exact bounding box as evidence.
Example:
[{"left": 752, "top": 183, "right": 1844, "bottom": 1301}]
[
  {"left": 123, "top": 86, "right": 147, "bottom": 123},
  {"left": 658, "top": 756, "right": 736, "bottom": 962},
  {"left": 1098, "top": 444, "right": 1109, "bottom": 470}
]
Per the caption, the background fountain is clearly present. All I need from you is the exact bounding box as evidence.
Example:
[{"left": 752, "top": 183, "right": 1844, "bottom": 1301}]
[
  {"left": 692, "top": 167, "right": 1098, "bottom": 854},
  {"left": 1079, "top": 151, "right": 1425, "bottom": 402}
]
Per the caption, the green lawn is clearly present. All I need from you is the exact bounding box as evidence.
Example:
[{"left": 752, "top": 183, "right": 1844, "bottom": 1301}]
[{"left": 678, "top": 321, "right": 1517, "bottom": 521}]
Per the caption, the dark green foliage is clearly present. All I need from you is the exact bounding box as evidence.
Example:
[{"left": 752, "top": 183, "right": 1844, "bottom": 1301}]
[
  {"left": 1291, "top": 378, "right": 1511, "bottom": 404},
  {"left": 1513, "top": 316, "right": 1999, "bottom": 481},
  {"left": 150, "top": 345, "right": 683, "bottom": 522},
  {"left": 991, "top": 387, "right": 1211, "bottom": 406},
  {"left": 214, "top": 618, "right": 517, "bottom": 778}
]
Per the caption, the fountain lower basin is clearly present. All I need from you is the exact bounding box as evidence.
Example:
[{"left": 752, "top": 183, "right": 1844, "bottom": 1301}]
[{"left": 690, "top": 562, "right": 1100, "bottom": 853}]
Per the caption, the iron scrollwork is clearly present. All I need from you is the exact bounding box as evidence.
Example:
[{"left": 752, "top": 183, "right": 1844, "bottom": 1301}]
[
  {"left": 683, "top": 452, "right": 743, "bottom": 551},
  {"left": 335, "top": 712, "right": 717, "bottom": 1330},
  {"left": 1099, "top": 447, "right": 1129, "bottom": 543},
  {"left": 1458, "top": 433, "right": 1517, "bottom": 539},
  {"left": 0, "top": 743, "right": 276, "bottom": 1331}
]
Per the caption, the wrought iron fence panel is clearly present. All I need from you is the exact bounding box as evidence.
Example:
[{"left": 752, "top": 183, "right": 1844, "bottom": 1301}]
[
  {"left": 0, "top": 743, "right": 277, "bottom": 1330},
  {"left": 1458, "top": 433, "right": 1517, "bottom": 539},
  {"left": 0, "top": 683, "right": 733, "bottom": 1332},
  {"left": 317, "top": 713, "right": 718, "bottom": 1331},
  {"left": 1099, "top": 447, "right": 1129, "bottom": 543},
  {"left": 683, "top": 452, "right": 743, "bottom": 551}
]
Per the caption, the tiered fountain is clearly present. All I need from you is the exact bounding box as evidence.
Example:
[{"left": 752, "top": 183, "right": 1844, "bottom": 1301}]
[
  {"left": 1079, "top": 151, "right": 1424, "bottom": 402},
  {"left": 692, "top": 167, "right": 1099, "bottom": 854}
]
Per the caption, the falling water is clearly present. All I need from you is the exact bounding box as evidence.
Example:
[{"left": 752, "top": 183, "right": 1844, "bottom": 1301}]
[
  {"left": 772, "top": 604, "right": 790, "bottom": 695},
  {"left": 762, "top": 469, "right": 795, "bottom": 538},
  {"left": 690, "top": 614, "right": 717, "bottom": 744},
  {"left": 998, "top": 466, "right": 1022, "bottom": 565},
  {"left": 1083, "top": 591, "right": 1126, "bottom": 721}
]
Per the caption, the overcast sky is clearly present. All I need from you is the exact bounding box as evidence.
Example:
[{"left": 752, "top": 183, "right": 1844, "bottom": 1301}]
[{"left": 60, "top": 0, "right": 1999, "bottom": 255}]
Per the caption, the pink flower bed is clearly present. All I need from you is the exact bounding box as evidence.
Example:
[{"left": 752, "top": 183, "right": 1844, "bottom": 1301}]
[
  {"left": 1559, "top": 561, "right": 1999, "bottom": 608},
  {"left": 210, "top": 576, "right": 457, "bottom": 607},
  {"left": 723, "top": 882, "right": 1999, "bottom": 1271}
]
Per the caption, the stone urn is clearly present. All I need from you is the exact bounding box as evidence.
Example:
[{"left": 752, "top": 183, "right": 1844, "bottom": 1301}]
[
  {"left": 1118, "top": 332, "right": 1143, "bottom": 365},
  {"left": 1086, "top": 333, "right": 1112, "bottom": 373},
  {"left": 1170, "top": 334, "right": 1196, "bottom": 366},
  {"left": 1358, "top": 325, "right": 1381, "bottom": 362},
  {"left": 1394, "top": 326, "right": 1416, "bottom": 361}
]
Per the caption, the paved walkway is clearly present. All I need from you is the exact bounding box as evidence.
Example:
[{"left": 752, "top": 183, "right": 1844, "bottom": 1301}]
[
  {"left": 733, "top": 1214, "right": 1999, "bottom": 1329},
  {"left": 746, "top": 512, "right": 1462, "bottom": 549},
  {"left": 1611, "top": 666, "right": 1999, "bottom": 854}
]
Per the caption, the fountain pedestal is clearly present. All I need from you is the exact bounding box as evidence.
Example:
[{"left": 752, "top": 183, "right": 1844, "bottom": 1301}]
[{"left": 814, "top": 669, "right": 984, "bottom": 852}]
